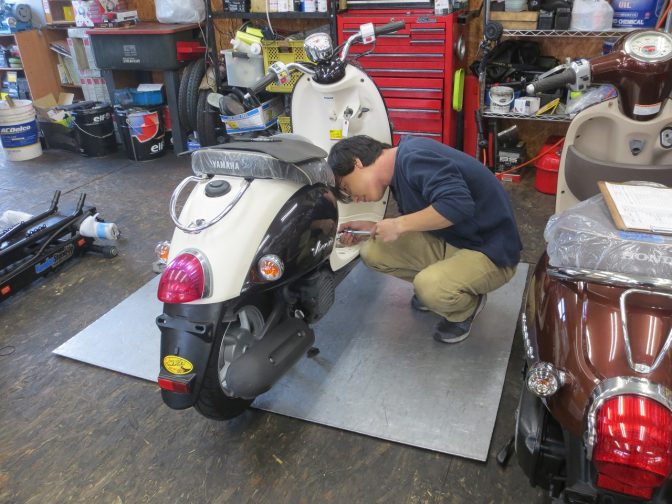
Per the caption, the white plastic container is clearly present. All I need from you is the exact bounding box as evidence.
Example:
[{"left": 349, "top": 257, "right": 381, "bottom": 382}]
[
  {"left": 489, "top": 86, "right": 515, "bottom": 113},
  {"left": 570, "top": 0, "right": 614, "bottom": 30},
  {"left": 505, "top": 0, "right": 527, "bottom": 11},
  {"left": 0, "top": 99, "right": 42, "bottom": 161},
  {"left": 223, "top": 50, "right": 265, "bottom": 88}
]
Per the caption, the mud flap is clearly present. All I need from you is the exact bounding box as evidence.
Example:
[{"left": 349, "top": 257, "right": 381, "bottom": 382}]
[{"left": 156, "top": 301, "right": 227, "bottom": 410}]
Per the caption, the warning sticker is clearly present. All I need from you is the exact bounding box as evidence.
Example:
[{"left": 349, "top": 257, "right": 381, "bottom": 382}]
[
  {"left": 329, "top": 129, "right": 343, "bottom": 140},
  {"left": 163, "top": 355, "right": 194, "bottom": 375},
  {"left": 633, "top": 102, "right": 661, "bottom": 116}
]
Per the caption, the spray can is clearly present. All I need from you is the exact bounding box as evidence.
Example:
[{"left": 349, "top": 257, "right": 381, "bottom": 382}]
[{"left": 317, "top": 0, "right": 328, "bottom": 12}]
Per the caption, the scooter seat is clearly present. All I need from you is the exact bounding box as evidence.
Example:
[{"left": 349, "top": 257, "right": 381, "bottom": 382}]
[{"left": 191, "top": 138, "right": 334, "bottom": 186}]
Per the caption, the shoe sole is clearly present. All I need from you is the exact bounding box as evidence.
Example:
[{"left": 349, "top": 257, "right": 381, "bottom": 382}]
[{"left": 433, "top": 295, "right": 487, "bottom": 344}]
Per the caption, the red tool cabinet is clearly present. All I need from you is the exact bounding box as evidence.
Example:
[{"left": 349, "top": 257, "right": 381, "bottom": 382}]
[{"left": 337, "top": 9, "right": 465, "bottom": 146}]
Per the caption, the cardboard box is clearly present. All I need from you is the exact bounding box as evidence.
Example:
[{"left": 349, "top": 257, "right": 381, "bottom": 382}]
[
  {"left": 489, "top": 11, "right": 539, "bottom": 29},
  {"left": 220, "top": 97, "right": 283, "bottom": 134},
  {"left": 72, "top": 0, "right": 128, "bottom": 27},
  {"left": 33, "top": 93, "right": 75, "bottom": 122}
]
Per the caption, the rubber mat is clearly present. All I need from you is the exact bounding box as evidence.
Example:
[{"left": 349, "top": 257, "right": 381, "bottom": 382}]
[{"left": 54, "top": 262, "right": 528, "bottom": 461}]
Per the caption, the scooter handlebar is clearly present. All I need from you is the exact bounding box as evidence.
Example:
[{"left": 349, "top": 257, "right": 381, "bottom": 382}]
[
  {"left": 374, "top": 21, "right": 406, "bottom": 36},
  {"left": 526, "top": 68, "right": 576, "bottom": 95},
  {"left": 248, "top": 71, "right": 278, "bottom": 96}
]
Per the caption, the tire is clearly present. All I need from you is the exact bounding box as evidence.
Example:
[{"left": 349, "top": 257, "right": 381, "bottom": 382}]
[
  {"left": 178, "top": 60, "right": 197, "bottom": 132},
  {"left": 194, "top": 303, "right": 267, "bottom": 420},
  {"left": 196, "top": 89, "right": 219, "bottom": 147},
  {"left": 186, "top": 58, "right": 207, "bottom": 133}
]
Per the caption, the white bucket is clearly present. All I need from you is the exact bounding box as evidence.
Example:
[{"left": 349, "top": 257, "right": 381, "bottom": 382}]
[
  {"left": 489, "top": 86, "right": 515, "bottom": 114},
  {"left": 0, "top": 99, "right": 42, "bottom": 161}
]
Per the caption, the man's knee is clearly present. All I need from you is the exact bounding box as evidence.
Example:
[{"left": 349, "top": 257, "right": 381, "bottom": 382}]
[
  {"left": 413, "top": 270, "right": 461, "bottom": 309},
  {"left": 359, "top": 240, "right": 385, "bottom": 271}
]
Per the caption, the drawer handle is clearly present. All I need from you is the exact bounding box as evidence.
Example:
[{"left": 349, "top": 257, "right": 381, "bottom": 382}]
[
  {"left": 394, "top": 131, "right": 442, "bottom": 137},
  {"left": 388, "top": 108, "right": 441, "bottom": 114},
  {"left": 380, "top": 87, "right": 441, "bottom": 92},
  {"left": 410, "top": 40, "right": 445, "bottom": 45},
  {"left": 410, "top": 28, "right": 445, "bottom": 33},
  {"left": 367, "top": 68, "right": 443, "bottom": 74},
  {"left": 362, "top": 53, "right": 443, "bottom": 58}
]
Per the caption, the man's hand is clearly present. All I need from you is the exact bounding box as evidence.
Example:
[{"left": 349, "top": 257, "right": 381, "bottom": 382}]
[
  {"left": 373, "top": 217, "right": 405, "bottom": 242},
  {"left": 338, "top": 220, "right": 375, "bottom": 246}
]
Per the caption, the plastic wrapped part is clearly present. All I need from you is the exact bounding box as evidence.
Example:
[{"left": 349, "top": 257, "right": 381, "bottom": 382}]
[
  {"left": 545, "top": 194, "right": 672, "bottom": 279},
  {"left": 0, "top": 210, "right": 33, "bottom": 231},
  {"left": 155, "top": 0, "right": 206, "bottom": 23},
  {"left": 566, "top": 85, "right": 617, "bottom": 117},
  {"left": 191, "top": 149, "right": 335, "bottom": 186}
]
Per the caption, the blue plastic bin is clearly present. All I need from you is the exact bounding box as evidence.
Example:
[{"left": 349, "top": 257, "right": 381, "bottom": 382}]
[{"left": 131, "top": 90, "right": 164, "bottom": 106}]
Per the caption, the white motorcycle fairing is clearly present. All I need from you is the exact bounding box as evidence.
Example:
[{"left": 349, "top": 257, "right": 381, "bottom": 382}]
[
  {"left": 291, "top": 65, "right": 393, "bottom": 271},
  {"left": 168, "top": 175, "right": 303, "bottom": 304}
]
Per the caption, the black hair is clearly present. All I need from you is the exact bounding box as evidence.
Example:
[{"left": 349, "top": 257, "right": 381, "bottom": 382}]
[{"left": 327, "top": 135, "right": 391, "bottom": 202}]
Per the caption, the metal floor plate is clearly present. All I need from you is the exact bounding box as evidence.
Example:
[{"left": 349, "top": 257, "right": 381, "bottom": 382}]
[{"left": 54, "top": 262, "right": 528, "bottom": 461}]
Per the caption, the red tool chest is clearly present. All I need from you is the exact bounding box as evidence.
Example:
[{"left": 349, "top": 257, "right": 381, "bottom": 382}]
[{"left": 337, "top": 9, "right": 465, "bottom": 146}]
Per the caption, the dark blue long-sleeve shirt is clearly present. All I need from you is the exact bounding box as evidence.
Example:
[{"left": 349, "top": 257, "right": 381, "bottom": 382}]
[{"left": 391, "top": 137, "right": 522, "bottom": 268}]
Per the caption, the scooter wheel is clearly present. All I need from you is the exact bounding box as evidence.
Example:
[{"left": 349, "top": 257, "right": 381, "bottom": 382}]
[
  {"left": 178, "top": 60, "right": 198, "bottom": 132},
  {"left": 186, "top": 59, "right": 207, "bottom": 133},
  {"left": 102, "top": 246, "right": 118, "bottom": 259}
]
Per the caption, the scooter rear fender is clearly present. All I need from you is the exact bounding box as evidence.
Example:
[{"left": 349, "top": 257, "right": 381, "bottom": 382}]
[{"left": 156, "top": 301, "right": 232, "bottom": 409}]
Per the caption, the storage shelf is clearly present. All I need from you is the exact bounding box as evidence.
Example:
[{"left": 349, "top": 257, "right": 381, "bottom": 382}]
[
  {"left": 213, "top": 11, "right": 331, "bottom": 19},
  {"left": 0, "top": 67, "right": 22, "bottom": 71},
  {"left": 61, "top": 83, "right": 81, "bottom": 88},
  {"left": 502, "top": 28, "right": 635, "bottom": 38},
  {"left": 483, "top": 110, "right": 572, "bottom": 122}
]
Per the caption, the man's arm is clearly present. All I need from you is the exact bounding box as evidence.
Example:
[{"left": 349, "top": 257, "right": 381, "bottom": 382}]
[{"left": 374, "top": 205, "right": 452, "bottom": 242}]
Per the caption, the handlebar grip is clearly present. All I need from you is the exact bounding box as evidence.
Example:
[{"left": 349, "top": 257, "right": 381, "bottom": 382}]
[
  {"left": 249, "top": 71, "right": 277, "bottom": 95},
  {"left": 527, "top": 68, "right": 576, "bottom": 95},
  {"left": 374, "top": 21, "right": 406, "bottom": 36}
]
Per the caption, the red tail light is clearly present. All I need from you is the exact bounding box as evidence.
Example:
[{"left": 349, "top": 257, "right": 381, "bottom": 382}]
[
  {"left": 158, "top": 377, "right": 191, "bottom": 393},
  {"left": 157, "top": 252, "right": 208, "bottom": 303},
  {"left": 594, "top": 395, "right": 672, "bottom": 499}
]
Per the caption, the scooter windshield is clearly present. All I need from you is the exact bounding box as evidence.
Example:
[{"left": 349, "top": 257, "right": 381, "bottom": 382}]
[{"left": 191, "top": 149, "right": 335, "bottom": 187}]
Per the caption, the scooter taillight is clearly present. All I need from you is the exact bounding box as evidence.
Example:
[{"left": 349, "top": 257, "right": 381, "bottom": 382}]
[
  {"left": 594, "top": 395, "right": 672, "bottom": 499},
  {"left": 157, "top": 252, "right": 208, "bottom": 303}
]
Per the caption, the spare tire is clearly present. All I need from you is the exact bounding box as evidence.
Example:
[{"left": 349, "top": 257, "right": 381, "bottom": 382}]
[
  {"left": 186, "top": 59, "right": 207, "bottom": 133},
  {"left": 196, "top": 89, "right": 221, "bottom": 147},
  {"left": 178, "top": 60, "right": 198, "bottom": 132}
]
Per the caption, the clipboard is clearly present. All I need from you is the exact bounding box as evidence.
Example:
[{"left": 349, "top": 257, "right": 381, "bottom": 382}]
[{"left": 598, "top": 181, "right": 672, "bottom": 235}]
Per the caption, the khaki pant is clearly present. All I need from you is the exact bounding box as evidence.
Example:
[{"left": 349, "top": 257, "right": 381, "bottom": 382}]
[{"left": 360, "top": 231, "right": 517, "bottom": 322}]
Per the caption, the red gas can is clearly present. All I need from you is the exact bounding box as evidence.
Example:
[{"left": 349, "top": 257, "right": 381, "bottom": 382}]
[{"left": 534, "top": 136, "right": 564, "bottom": 195}]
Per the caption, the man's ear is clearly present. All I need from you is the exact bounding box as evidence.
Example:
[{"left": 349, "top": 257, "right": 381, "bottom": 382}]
[{"left": 353, "top": 158, "right": 362, "bottom": 170}]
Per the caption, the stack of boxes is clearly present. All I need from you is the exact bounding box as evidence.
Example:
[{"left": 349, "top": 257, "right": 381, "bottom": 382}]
[{"left": 67, "top": 28, "right": 110, "bottom": 102}]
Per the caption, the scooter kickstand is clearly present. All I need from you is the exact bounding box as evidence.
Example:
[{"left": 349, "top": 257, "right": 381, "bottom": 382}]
[{"left": 496, "top": 435, "right": 515, "bottom": 467}]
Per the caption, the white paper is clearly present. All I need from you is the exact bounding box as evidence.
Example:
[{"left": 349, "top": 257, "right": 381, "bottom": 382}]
[
  {"left": 136, "top": 83, "right": 164, "bottom": 92},
  {"left": 604, "top": 182, "right": 672, "bottom": 233}
]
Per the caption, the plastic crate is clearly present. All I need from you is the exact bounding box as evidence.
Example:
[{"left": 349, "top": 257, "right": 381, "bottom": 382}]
[
  {"left": 262, "top": 40, "right": 310, "bottom": 93},
  {"left": 277, "top": 115, "right": 292, "bottom": 133}
]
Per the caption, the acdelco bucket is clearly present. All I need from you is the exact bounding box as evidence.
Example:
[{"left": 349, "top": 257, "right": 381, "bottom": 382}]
[
  {"left": 0, "top": 100, "right": 42, "bottom": 161},
  {"left": 115, "top": 106, "right": 166, "bottom": 161},
  {"left": 71, "top": 103, "right": 118, "bottom": 157}
]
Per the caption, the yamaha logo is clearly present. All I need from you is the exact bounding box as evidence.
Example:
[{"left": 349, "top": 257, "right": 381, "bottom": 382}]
[
  {"left": 213, "top": 160, "right": 241, "bottom": 170},
  {"left": 622, "top": 251, "right": 672, "bottom": 265},
  {"left": 1, "top": 125, "right": 32, "bottom": 134}
]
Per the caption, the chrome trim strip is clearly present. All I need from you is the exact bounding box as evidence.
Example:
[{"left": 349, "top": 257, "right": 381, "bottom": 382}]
[
  {"left": 170, "top": 177, "right": 251, "bottom": 234},
  {"left": 619, "top": 289, "right": 672, "bottom": 374},
  {"left": 585, "top": 377, "right": 672, "bottom": 460},
  {"left": 182, "top": 248, "right": 213, "bottom": 298},
  {"left": 547, "top": 266, "right": 672, "bottom": 293}
]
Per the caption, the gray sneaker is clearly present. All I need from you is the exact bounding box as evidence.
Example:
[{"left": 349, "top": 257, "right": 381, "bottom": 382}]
[
  {"left": 411, "top": 294, "right": 431, "bottom": 312},
  {"left": 433, "top": 294, "right": 487, "bottom": 344}
]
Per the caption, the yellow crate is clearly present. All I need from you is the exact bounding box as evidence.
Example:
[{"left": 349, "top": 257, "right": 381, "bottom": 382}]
[
  {"left": 277, "top": 115, "right": 292, "bottom": 133},
  {"left": 262, "top": 40, "right": 311, "bottom": 93}
]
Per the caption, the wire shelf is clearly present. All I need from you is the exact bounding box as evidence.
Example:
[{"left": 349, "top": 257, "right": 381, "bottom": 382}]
[
  {"left": 483, "top": 110, "right": 572, "bottom": 122},
  {"left": 502, "top": 28, "right": 635, "bottom": 38}
]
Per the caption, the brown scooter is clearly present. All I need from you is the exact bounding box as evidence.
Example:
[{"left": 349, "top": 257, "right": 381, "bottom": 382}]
[{"left": 512, "top": 30, "right": 672, "bottom": 503}]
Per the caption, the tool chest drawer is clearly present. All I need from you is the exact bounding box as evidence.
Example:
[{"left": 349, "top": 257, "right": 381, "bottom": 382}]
[
  {"left": 386, "top": 99, "right": 443, "bottom": 134},
  {"left": 373, "top": 77, "right": 443, "bottom": 100},
  {"left": 358, "top": 59, "right": 444, "bottom": 79}
]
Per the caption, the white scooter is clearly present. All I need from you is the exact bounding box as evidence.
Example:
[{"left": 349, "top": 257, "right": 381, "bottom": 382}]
[{"left": 155, "top": 21, "right": 404, "bottom": 420}]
